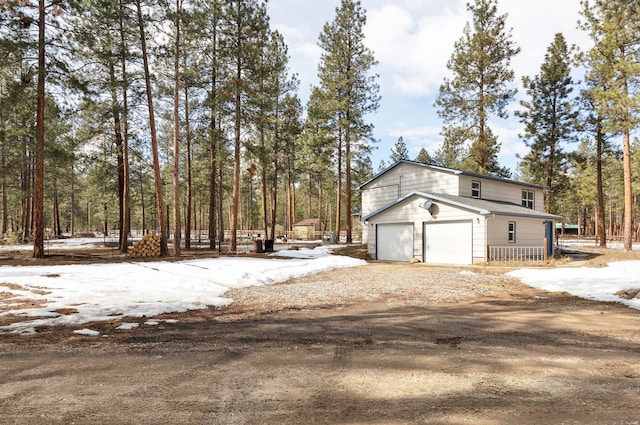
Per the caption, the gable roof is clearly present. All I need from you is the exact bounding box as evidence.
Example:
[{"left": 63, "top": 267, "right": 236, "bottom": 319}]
[
  {"left": 361, "top": 191, "right": 563, "bottom": 222},
  {"left": 293, "top": 218, "right": 320, "bottom": 226},
  {"left": 358, "top": 160, "right": 547, "bottom": 191}
]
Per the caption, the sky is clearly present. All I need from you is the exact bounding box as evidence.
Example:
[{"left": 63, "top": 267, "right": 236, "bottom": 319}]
[
  {"left": 266, "top": 0, "right": 592, "bottom": 174},
  {"left": 1, "top": 238, "right": 639, "bottom": 336}
]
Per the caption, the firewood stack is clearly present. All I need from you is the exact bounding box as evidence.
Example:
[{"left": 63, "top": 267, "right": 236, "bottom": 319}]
[{"left": 130, "top": 233, "right": 161, "bottom": 257}]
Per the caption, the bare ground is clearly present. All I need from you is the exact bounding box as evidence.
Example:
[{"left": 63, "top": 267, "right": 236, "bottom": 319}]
[{"left": 1, "top": 245, "right": 640, "bottom": 424}]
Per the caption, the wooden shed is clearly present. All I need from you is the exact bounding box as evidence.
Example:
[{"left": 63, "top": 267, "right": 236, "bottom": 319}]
[{"left": 292, "top": 218, "right": 321, "bottom": 241}]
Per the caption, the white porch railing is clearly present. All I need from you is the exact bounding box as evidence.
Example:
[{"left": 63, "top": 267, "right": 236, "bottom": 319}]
[{"left": 488, "top": 245, "right": 546, "bottom": 263}]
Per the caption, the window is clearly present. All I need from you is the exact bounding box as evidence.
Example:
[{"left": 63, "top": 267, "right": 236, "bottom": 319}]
[
  {"left": 522, "top": 190, "right": 534, "bottom": 209},
  {"left": 508, "top": 221, "right": 516, "bottom": 243},
  {"left": 471, "top": 181, "right": 481, "bottom": 199}
]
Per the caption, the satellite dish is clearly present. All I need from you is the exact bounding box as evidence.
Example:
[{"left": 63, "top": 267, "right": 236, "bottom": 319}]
[{"left": 420, "top": 199, "right": 433, "bottom": 210}]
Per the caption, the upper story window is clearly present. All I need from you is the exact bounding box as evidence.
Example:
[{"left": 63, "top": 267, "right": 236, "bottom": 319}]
[
  {"left": 471, "top": 181, "right": 481, "bottom": 199},
  {"left": 522, "top": 190, "right": 534, "bottom": 209}
]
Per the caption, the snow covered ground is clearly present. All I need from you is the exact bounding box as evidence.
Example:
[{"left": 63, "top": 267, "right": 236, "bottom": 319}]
[
  {"left": 507, "top": 261, "right": 640, "bottom": 311},
  {"left": 1, "top": 238, "right": 639, "bottom": 336},
  {"left": 0, "top": 242, "right": 366, "bottom": 335}
]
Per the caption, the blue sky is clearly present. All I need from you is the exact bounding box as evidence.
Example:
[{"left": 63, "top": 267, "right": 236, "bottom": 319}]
[{"left": 267, "top": 0, "right": 592, "bottom": 174}]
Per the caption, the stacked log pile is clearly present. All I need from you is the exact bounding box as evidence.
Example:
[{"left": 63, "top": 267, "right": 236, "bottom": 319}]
[{"left": 130, "top": 233, "right": 161, "bottom": 257}]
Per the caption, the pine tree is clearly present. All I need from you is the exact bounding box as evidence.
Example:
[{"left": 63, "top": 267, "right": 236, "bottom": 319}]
[
  {"left": 517, "top": 33, "right": 578, "bottom": 213},
  {"left": 389, "top": 136, "right": 409, "bottom": 163},
  {"left": 435, "top": 0, "right": 520, "bottom": 176},
  {"left": 222, "top": 0, "right": 269, "bottom": 251},
  {"left": 135, "top": 0, "right": 168, "bottom": 256},
  {"left": 580, "top": 84, "right": 613, "bottom": 247},
  {"left": 415, "top": 148, "right": 432, "bottom": 164},
  {"left": 433, "top": 126, "right": 467, "bottom": 168},
  {"left": 197, "top": 0, "right": 227, "bottom": 249},
  {"left": 317, "top": 0, "right": 380, "bottom": 243},
  {"left": 301, "top": 87, "right": 335, "bottom": 235},
  {"left": 580, "top": 0, "right": 640, "bottom": 251},
  {"left": 170, "top": 0, "right": 183, "bottom": 256},
  {"left": 70, "top": 0, "right": 135, "bottom": 253}
]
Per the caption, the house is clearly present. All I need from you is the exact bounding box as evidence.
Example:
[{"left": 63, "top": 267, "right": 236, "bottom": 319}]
[{"left": 359, "top": 160, "right": 563, "bottom": 264}]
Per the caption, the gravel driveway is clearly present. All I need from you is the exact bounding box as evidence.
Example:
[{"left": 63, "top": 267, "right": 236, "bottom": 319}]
[{"left": 1, "top": 261, "right": 640, "bottom": 424}]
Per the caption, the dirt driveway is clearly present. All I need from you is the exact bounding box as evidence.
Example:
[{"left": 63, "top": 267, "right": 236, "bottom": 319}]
[{"left": 1, "top": 258, "right": 640, "bottom": 425}]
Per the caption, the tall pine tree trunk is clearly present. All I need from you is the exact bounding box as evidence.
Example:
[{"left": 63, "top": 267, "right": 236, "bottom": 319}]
[
  {"left": 621, "top": 75, "right": 633, "bottom": 251},
  {"left": 207, "top": 6, "right": 220, "bottom": 251},
  {"left": 345, "top": 122, "right": 352, "bottom": 244},
  {"left": 209, "top": 126, "right": 217, "bottom": 249},
  {"left": 119, "top": 0, "right": 131, "bottom": 253},
  {"left": 109, "top": 61, "right": 126, "bottom": 249},
  {"left": 33, "top": 0, "right": 46, "bottom": 258},
  {"left": 1, "top": 128, "right": 7, "bottom": 235},
  {"left": 335, "top": 126, "right": 342, "bottom": 241},
  {"left": 136, "top": 0, "right": 167, "bottom": 256},
  {"left": 596, "top": 120, "right": 606, "bottom": 248},
  {"left": 269, "top": 163, "right": 278, "bottom": 241},
  {"left": 184, "top": 85, "right": 192, "bottom": 250},
  {"left": 261, "top": 162, "right": 268, "bottom": 238},
  {"left": 172, "top": 0, "right": 182, "bottom": 257},
  {"left": 317, "top": 173, "right": 323, "bottom": 237},
  {"left": 21, "top": 145, "right": 32, "bottom": 241},
  {"left": 217, "top": 154, "right": 224, "bottom": 245},
  {"left": 622, "top": 128, "right": 633, "bottom": 250},
  {"left": 230, "top": 25, "right": 241, "bottom": 252}
]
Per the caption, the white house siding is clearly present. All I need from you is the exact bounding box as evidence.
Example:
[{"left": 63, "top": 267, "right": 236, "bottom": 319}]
[
  {"left": 486, "top": 216, "right": 547, "bottom": 247},
  {"left": 361, "top": 185, "right": 400, "bottom": 219},
  {"left": 458, "top": 175, "right": 546, "bottom": 213},
  {"left": 362, "top": 163, "right": 459, "bottom": 215},
  {"left": 365, "top": 195, "right": 488, "bottom": 263}
]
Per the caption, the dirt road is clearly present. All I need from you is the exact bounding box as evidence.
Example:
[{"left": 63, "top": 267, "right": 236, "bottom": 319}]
[{"left": 1, "top": 262, "right": 640, "bottom": 425}]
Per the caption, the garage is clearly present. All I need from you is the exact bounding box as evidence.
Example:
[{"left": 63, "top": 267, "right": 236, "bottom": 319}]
[
  {"left": 376, "top": 223, "right": 414, "bottom": 262},
  {"left": 424, "top": 220, "right": 472, "bottom": 265}
]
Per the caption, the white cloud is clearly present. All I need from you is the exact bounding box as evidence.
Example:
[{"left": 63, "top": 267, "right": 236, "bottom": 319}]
[
  {"left": 365, "top": 1, "right": 467, "bottom": 97},
  {"left": 268, "top": 0, "right": 592, "bottom": 174},
  {"left": 506, "top": 0, "right": 591, "bottom": 81}
]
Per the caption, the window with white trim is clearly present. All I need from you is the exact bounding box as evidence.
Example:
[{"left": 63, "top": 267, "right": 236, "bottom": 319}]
[
  {"left": 521, "top": 190, "right": 534, "bottom": 209},
  {"left": 471, "top": 180, "right": 481, "bottom": 199},
  {"left": 508, "top": 221, "right": 516, "bottom": 243}
]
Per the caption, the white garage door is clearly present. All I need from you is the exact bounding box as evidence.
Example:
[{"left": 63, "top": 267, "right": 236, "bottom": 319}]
[
  {"left": 376, "top": 223, "right": 414, "bottom": 262},
  {"left": 424, "top": 221, "right": 472, "bottom": 265}
]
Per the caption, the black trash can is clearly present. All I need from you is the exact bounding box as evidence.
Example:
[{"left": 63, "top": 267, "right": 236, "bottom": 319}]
[{"left": 264, "top": 239, "right": 274, "bottom": 252}]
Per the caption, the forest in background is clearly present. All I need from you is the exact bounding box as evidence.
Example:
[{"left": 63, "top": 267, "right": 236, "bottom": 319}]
[{"left": 0, "top": 0, "right": 638, "bottom": 257}]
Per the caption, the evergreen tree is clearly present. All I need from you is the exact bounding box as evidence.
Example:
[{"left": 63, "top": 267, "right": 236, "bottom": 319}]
[
  {"left": 389, "top": 136, "right": 409, "bottom": 163},
  {"left": 301, "top": 87, "right": 335, "bottom": 233},
  {"left": 317, "top": 0, "right": 380, "bottom": 243},
  {"left": 435, "top": 0, "right": 520, "bottom": 176},
  {"left": 171, "top": 0, "right": 183, "bottom": 256},
  {"left": 580, "top": 0, "right": 640, "bottom": 251},
  {"left": 196, "top": 0, "right": 228, "bottom": 249},
  {"left": 135, "top": 0, "right": 168, "bottom": 256},
  {"left": 579, "top": 82, "right": 613, "bottom": 247},
  {"left": 517, "top": 33, "right": 578, "bottom": 213},
  {"left": 4, "top": 0, "right": 73, "bottom": 256},
  {"left": 433, "top": 127, "right": 468, "bottom": 169},
  {"left": 222, "top": 0, "right": 269, "bottom": 251},
  {"left": 415, "top": 148, "right": 432, "bottom": 164}
]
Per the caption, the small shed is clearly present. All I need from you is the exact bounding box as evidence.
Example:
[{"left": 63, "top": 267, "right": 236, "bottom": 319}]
[{"left": 292, "top": 218, "right": 321, "bottom": 240}]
